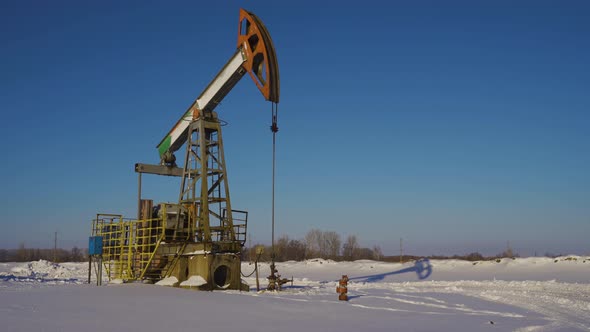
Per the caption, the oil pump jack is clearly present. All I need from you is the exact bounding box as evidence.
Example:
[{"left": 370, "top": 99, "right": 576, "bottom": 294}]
[{"left": 91, "top": 8, "right": 281, "bottom": 291}]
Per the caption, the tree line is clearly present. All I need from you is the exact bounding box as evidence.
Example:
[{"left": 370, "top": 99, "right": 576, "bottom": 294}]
[
  {"left": 1, "top": 232, "right": 544, "bottom": 263},
  {"left": 242, "top": 229, "right": 383, "bottom": 262},
  {"left": 0, "top": 244, "right": 88, "bottom": 262}
]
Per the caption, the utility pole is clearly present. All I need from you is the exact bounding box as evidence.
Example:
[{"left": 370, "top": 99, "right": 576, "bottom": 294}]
[
  {"left": 400, "top": 237, "right": 403, "bottom": 264},
  {"left": 248, "top": 233, "right": 252, "bottom": 262},
  {"left": 53, "top": 231, "right": 57, "bottom": 263}
]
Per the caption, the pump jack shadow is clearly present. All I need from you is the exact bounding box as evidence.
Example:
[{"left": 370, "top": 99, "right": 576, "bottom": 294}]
[
  {"left": 271, "top": 259, "right": 433, "bottom": 294},
  {"left": 348, "top": 258, "right": 433, "bottom": 283},
  {"left": 0, "top": 274, "right": 80, "bottom": 284}
]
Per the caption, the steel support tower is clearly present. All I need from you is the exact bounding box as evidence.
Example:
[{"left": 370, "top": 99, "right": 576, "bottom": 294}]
[{"left": 176, "top": 111, "right": 239, "bottom": 253}]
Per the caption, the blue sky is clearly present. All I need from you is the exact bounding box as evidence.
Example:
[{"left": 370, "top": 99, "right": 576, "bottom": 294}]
[{"left": 1, "top": 1, "right": 588, "bottom": 256}]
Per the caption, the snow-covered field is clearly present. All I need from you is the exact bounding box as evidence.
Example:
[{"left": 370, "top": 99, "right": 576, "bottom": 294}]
[{"left": 1, "top": 257, "right": 589, "bottom": 331}]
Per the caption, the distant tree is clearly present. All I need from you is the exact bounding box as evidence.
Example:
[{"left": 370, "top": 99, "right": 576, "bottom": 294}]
[
  {"left": 70, "top": 247, "right": 83, "bottom": 262},
  {"left": 497, "top": 248, "right": 518, "bottom": 259},
  {"left": 498, "top": 241, "right": 518, "bottom": 259},
  {"left": 342, "top": 235, "right": 359, "bottom": 261},
  {"left": 372, "top": 245, "right": 383, "bottom": 261},
  {"left": 322, "top": 231, "right": 341, "bottom": 259},
  {"left": 55, "top": 248, "right": 70, "bottom": 262},
  {"left": 31, "top": 248, "right": 41, "bottom": 261},
  {"left": 16, "top": 243, "right": 28, "bottom": 262},
  {"left": 465, "top": 252, "right": 484, "bottom": 261},
  {"left": 285, "top": 239, "right": 306, "bottom": 261},
  {"left": 357, "top": 247, "right": 374, "bottom": 260},
  {"left": 274, "top": 235, "right": 291, "bottom": 261},
  {"left": 304, "top": 229, "right": 322, "bottom": 259}
]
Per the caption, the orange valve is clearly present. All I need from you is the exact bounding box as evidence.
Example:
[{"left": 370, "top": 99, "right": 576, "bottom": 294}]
[{"left": 336, "top": 275, "right": 349, "bottom": 301}]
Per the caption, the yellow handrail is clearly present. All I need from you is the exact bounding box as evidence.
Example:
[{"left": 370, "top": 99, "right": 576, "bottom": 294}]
[{"left": 91, "top": 210, "right": 168, "bottom": 282}]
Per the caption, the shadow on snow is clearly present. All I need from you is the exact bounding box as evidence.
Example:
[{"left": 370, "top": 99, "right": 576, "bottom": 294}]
[
  {"left": 348, "top": 258, "right": 433, "bottom": 283},
  {"left": 0, "top": 274, "right": 80, "bottom": 283}
]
